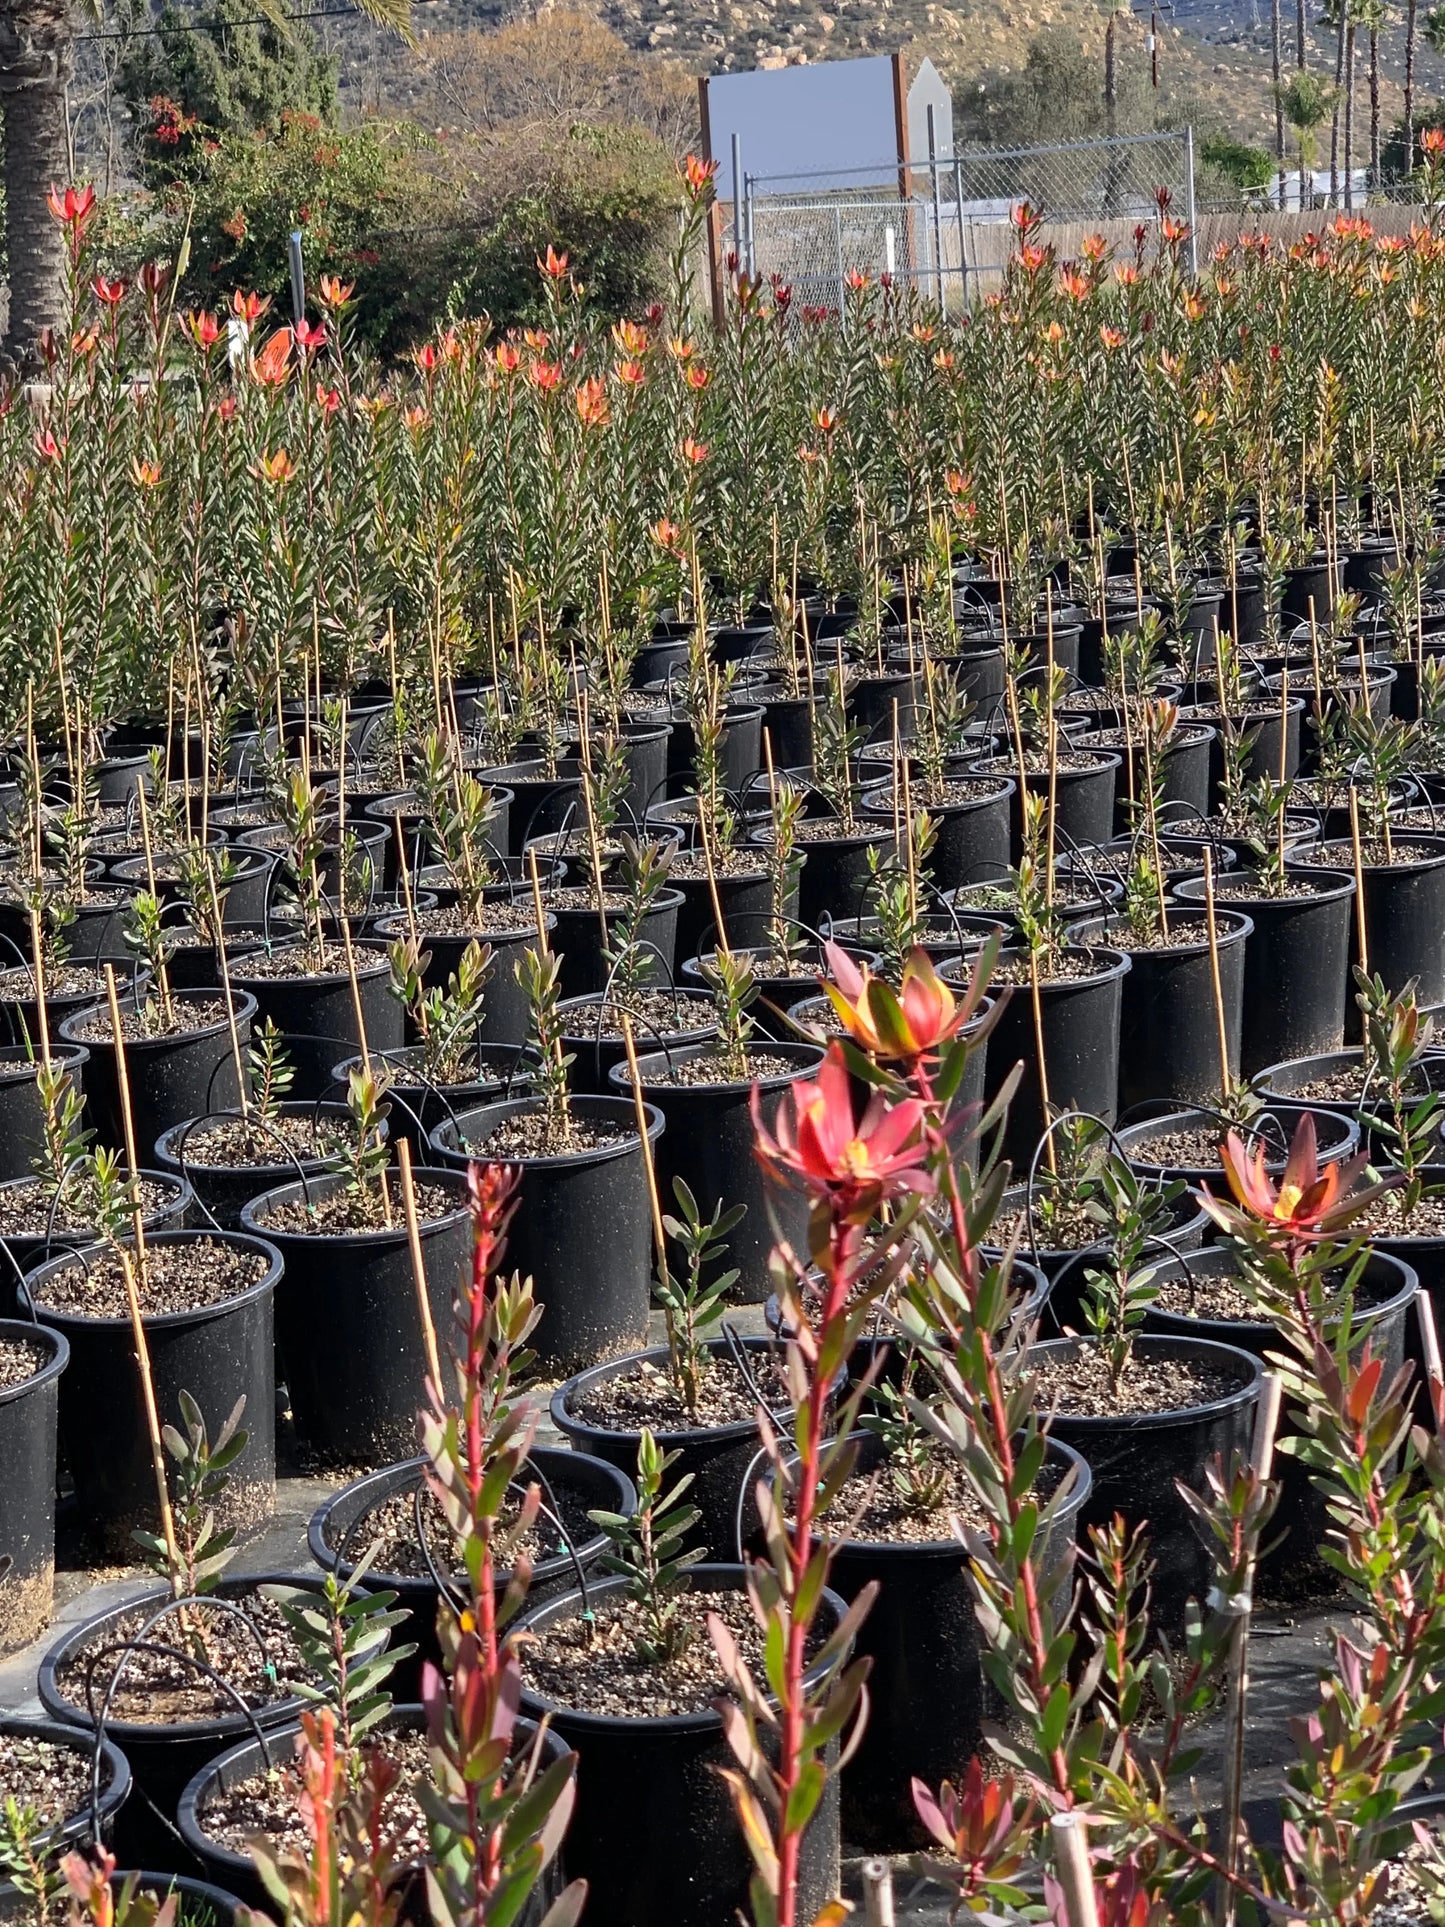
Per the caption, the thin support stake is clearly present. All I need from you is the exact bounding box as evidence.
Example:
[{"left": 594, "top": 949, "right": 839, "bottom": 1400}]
[{"left": 396, "top": 1138, "right": 441, "bottom": 1392}]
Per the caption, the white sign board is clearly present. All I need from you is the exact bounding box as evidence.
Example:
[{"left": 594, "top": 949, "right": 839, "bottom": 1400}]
[{"left": 704, "top": 56, "right": 904, "bottom": 198}]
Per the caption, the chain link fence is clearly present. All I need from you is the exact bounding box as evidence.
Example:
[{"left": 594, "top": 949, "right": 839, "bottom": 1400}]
[{"left": 729, "top": 129, "right": 1195, "bottom": 315}]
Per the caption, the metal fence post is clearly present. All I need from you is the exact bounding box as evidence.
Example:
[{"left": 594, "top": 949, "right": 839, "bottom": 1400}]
[
  {"left": 1183, "top": 124, "right": 1198, "bottom": 277},
  {"left": 731, "top": 131, "right": 744, "bottom": 268},
  {"left": 926, "top": 104, "right": 945, "bottom": 311},
  {"left": 833, "top": 204, "right": 846, "bottom": 319},
  {"left": 953, "top": 153, "right": 969, "bottom": 308},
  {"left": 744, "top": 171, "right": 757, "bottom": 278}
]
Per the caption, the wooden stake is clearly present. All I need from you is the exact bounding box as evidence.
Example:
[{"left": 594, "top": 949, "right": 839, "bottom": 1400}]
[
  {"left": 396, "top": 1138, "right": 441, "bottom": 1392},
  {"left": 1349, "top": 786, "right": 1370, "bottom": 980},
  {"left": 621, "top": 1014, "right": 673, "bottom": 1377},
  {"left": 1277, "top": 665, "right": 1290, "bottom": 879},
  {"left": 103, "top": 962, "right": 182, "bottom": 1589},
  {"left": 1217, "top": 1373, "right": 1283, "bottom": 1927},
  {"left": 1202, "top": 849, "right": 1231, "bottom": 1100},
  {"left": 135, "top": 777, "right": 174, "bottom": 1024},
  {"left": 1029, "top": 951, "right": 1056, "bottom": 1176},
  {"left": 1418, "top": 1288, "right": 1445, "bottom": 1438},
  {"left": 1051, "top": 1814, "right": 1100, "bottom": 1927},
  {"left": 205, "top": 854, "right": 249, "bottom": 1124},
  {"left": 28, "top": 908, "right": 51, "bottom": 1073}
]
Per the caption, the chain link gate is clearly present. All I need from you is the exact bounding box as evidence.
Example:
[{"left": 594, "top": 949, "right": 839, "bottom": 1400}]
[{"left": 728, "top": 129, "right": 1196, "bottom": 316}]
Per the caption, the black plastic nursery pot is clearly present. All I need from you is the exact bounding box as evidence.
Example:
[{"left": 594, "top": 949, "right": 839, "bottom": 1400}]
[
  {"left": 428, "top": 1095, "right": 660, "bottom": 1375},
  {"left": 545, "top": 887, "right": 684, "bottom": 1000},
  {"left": 153, "top": 1101, "right": 356, "bottom": 1231},
  {"left": 228, "top": 945, "right": 402, "bottom": 1097},
  {"left": 0, "top": 1168, "right": 192, "bottom": 1312},
  {"left": 20, "top": 1231, "right": 279, "bottom": 1557},
  {"left": 1074, "top": 723, "right": 1214, "bottom": 836},
  {"left": 979, "top": 945, "right": 1131, "bottom": 1167},
  {"left": 372, "top": 910, "right": 542, "bottom": 1051},
  {"left": 825, "top": 1431, "right": 1092, "bottom": 1852},
  {"left": 0, "top": 966, "right": 146, "bottom": 1054},
  {"left": 1143, "top": 1245, "right": 1417, "bottom": 1595},
  {"left": 0, "top": 1322, "right": 68, "bottom": 1656},
  {"left": 1030, "top": 1333, "right": 1261, "bottom": 1632},
  {"left": 788, "top": 821, "right": 893, "bottom": 930},
  {"left": 551, "top": 1337, "right": 802, "bottom": 1563},
  {"left": 37, "top": 1573, "right": 347, "bottom": 1874},
  {"left": 1115, "top": 1101, "right": 1360, "bottom": 1189},
  {"left": 474, "top": 760, "right": 584, "bottom": 854},
  {"left": 1289, "top": 836, "right": 1445, "bottom": 1031},
  {"left": 516, "top": 1565, "right": 846, "bottom": 1927},
  {"left": 0, "top": 1715, "right": 131, "bottom": 1852},
  {"left": 58, "top": 990, "right": 258, "bottom": 1156},
  {"left": 1173, "top": 868, "right": 1356, "bottom": 1073},
  {"left": 176, "top": 1707, "right": 563, "bottom": 1919},
  {"left": 329, "top": 1043, "right": 537, "bottom": 1152},
  {"left": 997, "top": 1186, "right": 1210, "bottom": 1336},
  {"left": 974, "top": 751, "right": 1121, "bottom": 859},
  {"left": 307, "top": 1446, "right": 635, "bottom": 1697},
  {"left": 559, "top": 995, "right": 716, "bottom": 1097},
  {"left": 608, "top": 1041, "right": 824, "bottom": 1303},
  {"left": 859, "top": 775, "right": 1014, "bottom": 890},
  {"left": 0, "top": 1043, "right": 88, "bottom": 1183},
  {"left": 1072, "top": 911, "right": 1251, "bottom": 1110},
  {"left": 668, "top": 860, "right": 777, "bottom": 964},
  {"left": 239, "top": 1167, "right": 471, "bottom": 1467},
  {"left": 663, "top": 705, "right": 763, "bottom": 801}
]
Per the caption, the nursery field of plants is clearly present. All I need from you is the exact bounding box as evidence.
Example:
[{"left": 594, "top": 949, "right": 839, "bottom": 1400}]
[{"left": 13, "top": 149, "right": 1445, "bottom": 1927}]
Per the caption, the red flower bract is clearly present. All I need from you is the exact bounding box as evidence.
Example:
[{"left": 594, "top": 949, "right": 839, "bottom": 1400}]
[{"left": 752, "top": 1042, "right": 933, "bottom": 1223}]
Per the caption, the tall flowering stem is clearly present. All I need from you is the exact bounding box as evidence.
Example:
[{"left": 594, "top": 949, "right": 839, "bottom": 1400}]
[
  {"left": 712, "top": 1046, "right": 932, "bottom": 1927},
  {"left": 827, "top": 941, "right": 1088, "bottom": 1806},
  {"left": 419, "top": 1163, "right": 585, "bottom": 1927}
]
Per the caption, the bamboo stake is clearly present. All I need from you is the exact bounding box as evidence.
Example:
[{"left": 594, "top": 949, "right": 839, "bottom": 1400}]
[
  {"left": 1045, "top": 587, "right": 1058, "bottom": 910},
  {"left": 528, "top": 846, "right": 571, "bottom": 1136},
  {"left": 1051, "top": 1813, "right": 1100, "bottom": 1927},
  {"left": 621, "top": 1013, "right": 674, "bottom": 1379},
  {"left": 575, "top": 689, "right": 613, "bottom": 967},
  {"left": 1030, "top": 950, "right": 1056, "bottom": 1176},
  {"left": 1202, "top": 849, "right": 1231, "bottom": 1099},
  {"left": 1418, "top": 1288, "right": 1445, "bottom": 1439},
  {"left": 695, "top": 803, "right": 730, "bottom": 961},
  {"left": 1278, "top": 665, "right": 1290, "bottom": 881},
  {"left": 396, "top": 1138, "right": 441, "bottom": 1392},
  {"left": 28, "top": 909, "right": 51, "bottom": 1074},
  {"left": 103, "top": 962, "right": 182, "bottom": 1588},
  {"left": 1217, "top": 1373, "right": 1283, "bottom": 1927},
  {"left": 1349, "top": 786, "right": 1370, "bottom": 980},
  {"left": 1141, "top": 717, "right": 1169, "bottom": 940},
  {"left": 205, "top": 854, "right": 249, "bottom": 1125},
  {"left": 135, "top": 777, "right": 174, "bottom": 1024}
]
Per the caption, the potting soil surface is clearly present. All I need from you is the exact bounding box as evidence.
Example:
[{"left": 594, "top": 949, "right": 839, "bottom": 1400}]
[
  {"left": 0, "top": 1335, "right": 46, "bottom": 1389},
  {"left": 256, "top": 1180, "right": 456, "bottom": 1234},
  {"left": 30, "top": 1239, "right": 269, "bottom": 1318},
  {"left": 1030, "top": 1342, "right": 1244, "bottom": 1416},
  {"left": 569, "top": 1351, "right": 790, "bottom": 1431},
  {"left": 0, "top": 1176, "right": 178, "bottom": 1240},
  {"left": 0, "top": 1727, "right": 110, "bottom": 1829},
  {"left": 200, "top": 1726, "right": 432, "bottom": 1860},
  {"left": 177, "top": 1114, "right": 348, "bottom": 1166}
]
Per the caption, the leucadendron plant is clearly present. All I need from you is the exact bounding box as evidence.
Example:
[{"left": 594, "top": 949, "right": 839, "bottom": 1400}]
[
  {"left": 388, "top": 935, "right": 491, "bottom": 1086},
  {"left": 713, "top": 1040, "right": 940, "bottom": 1927},
  {"left": 418, "top": 1163, "right": 586, "bottom": 1927}
]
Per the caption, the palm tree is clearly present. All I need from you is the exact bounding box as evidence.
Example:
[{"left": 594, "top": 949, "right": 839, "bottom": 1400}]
[
  {"left": 1280, "top": 66, "right": 1336, "bottom": 206},
  {"left": 0, "top": 0, "right": 411, "bottom": 366},
  {"left": 1358, "top": 0, "right": 1386, "bottom": 186}
]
